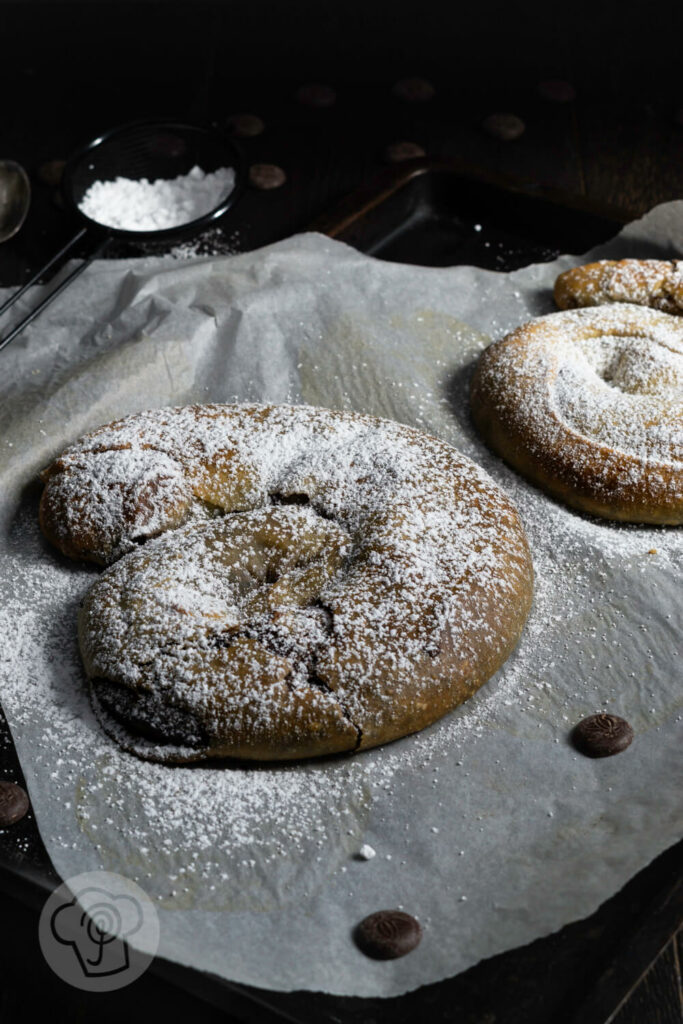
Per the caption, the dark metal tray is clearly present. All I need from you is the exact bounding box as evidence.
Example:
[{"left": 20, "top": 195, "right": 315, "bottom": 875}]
[
  {"left": 313, "top": 157, "right": 626, "bottom": 269},
  {"left": 2, "top": 161, "right": 681, "bottom": 1024}
]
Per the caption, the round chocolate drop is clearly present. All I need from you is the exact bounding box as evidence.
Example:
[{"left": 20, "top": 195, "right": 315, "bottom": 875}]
[
  {"left": 0, "top": 781, "right": 29, "bottom": 827},
  {"left": 572, "top": 714, "right": 634, "bottom": 758},
  {"left": 248, "top": 163, "right": 287, "bottom": 190},
  {"left": 354, "top": 909, "right": 422, "bottom": 960},
  {"left": 483, "top": 112, "right": 525, "bottom": 141},
  {"left": 385, "top": 141, "right": 426, "bottom": 163},
  {"left": 226, "top": 113, "right": 265, "bottom": 138}
]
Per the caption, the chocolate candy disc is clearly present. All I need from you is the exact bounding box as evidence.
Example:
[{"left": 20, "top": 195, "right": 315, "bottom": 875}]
[
  {"left": 226, "top": 113, "right": 265, "bottom": 138},
  {"left": 354, "top": 909, "right": 422, "bottom": 960},
  {"left": 482, "top": 113, "right": 525, "bottom": 141},
  {"left": 572, "top": 714, "right": 634, "bottom": 758},
  {"left": 385, "top": 141, "right": 426, "bottom": 163},
  {"left": 248, "top": 164, "right": 287, "bottom": 190},
  {"left": 0, "top": 781, "right": 29, "bottom": 827}
]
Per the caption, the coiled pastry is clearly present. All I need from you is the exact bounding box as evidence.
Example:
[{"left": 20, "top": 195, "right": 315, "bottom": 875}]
[
  {"left": 40, "top": 404, "right": 533, "bottom": 763},
  {"left": 554, "top": 259, "right": 683, "bottom": 315},
  {"left": 470, "top": 306, "right": 683, "bottom": 524}
]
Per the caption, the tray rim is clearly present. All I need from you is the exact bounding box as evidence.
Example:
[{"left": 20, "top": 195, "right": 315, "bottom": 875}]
[{"left": 311, "top": 156, "right": 630, "bottom": 247}]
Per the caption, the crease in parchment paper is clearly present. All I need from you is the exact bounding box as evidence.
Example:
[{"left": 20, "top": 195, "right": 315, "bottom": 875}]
[{"left": 0, "top": 201, "right": 681, "bottom": 997}]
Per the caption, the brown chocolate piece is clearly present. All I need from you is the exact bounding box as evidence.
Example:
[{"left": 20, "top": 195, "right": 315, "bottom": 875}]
[
  {"left": 226, "top": 113, "right": 265, "bottom": 138},
  {"left": 572, "top": 714, "right": 634, "bottom": 758},
  {"left": 385, "top": 141, "right": 426, "bottom": 163},
  {"left": 0, "top": 781, "right": 29, "bottom": 827},
  {"left": 354, "top": 909, "right": 422, "bottom": 960},
  {"left": 248, "top": 164, "right": 287, "bottom": 190},
  {"left": 482, "top": 113, "right": 525, "bottom": 141}
]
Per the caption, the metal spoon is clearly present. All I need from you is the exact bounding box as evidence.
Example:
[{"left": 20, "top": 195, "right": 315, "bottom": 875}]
[{"left": 0, "top": 160, "right": 31, "bottom": 242}]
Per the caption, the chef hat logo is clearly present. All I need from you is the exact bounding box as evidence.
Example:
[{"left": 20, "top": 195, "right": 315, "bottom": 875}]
[
  {"left": 40, "top": 871, "right": 159, "bottom": 992},
  {"left": 50, "top": 885, "right": 144, "bottom": 979}
]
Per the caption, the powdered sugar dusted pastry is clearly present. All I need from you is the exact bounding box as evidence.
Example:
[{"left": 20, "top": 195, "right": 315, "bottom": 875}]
[
  {"left": 554, "top": 259, "right": 683, "bottom": 315},
  {"left": 40, "top": 404, "right": 533, "bottom": 763},
  {"left": 470, "top": 306, "right": 683, "bottom": 524}
]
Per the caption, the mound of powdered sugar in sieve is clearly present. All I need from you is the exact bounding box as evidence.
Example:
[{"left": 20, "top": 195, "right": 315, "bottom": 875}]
[{"left": 78, "top": 165, "right": 235, "bottom": 232}]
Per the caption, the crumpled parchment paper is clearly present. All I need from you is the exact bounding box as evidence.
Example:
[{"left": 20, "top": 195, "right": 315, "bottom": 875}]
[{"left": 0, "top": 202, "right": 681, "bottom": 998}]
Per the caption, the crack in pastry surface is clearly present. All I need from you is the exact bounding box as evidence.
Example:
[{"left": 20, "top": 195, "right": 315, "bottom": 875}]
[{"left": 43, "top": 403, "right": 533, "bottom": 762}]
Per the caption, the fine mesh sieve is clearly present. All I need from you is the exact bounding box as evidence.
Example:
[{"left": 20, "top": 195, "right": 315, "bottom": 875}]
[{"left": 0, "top": 118, "right": 246, "bottom": 352}]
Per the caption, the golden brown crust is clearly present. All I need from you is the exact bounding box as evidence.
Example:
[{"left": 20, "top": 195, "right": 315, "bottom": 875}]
[
  {"left": 470, "top": 307, "right": 683, "bottom": 525},
  {"left": 554, "top": 259, "right": 683, "bottom": 315},
  {"left": 41, "top": 403, "right": 533, "bottom": 763}
]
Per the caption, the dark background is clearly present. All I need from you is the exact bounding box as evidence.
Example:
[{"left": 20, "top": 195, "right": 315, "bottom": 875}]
[
  {"left": 2, "top": 0, "right": 681, "bottom": 98},
  {"left": 4, "top": 0, "right": 683, "bottom": 282}
]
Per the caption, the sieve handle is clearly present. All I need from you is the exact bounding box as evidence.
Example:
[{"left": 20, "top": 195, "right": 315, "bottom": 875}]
[
  {"left": 0, "top": 227, "right": 89, "bottom": 319},
  {"left": 0, "top": 232, "right": 111, "bottom": 353}
]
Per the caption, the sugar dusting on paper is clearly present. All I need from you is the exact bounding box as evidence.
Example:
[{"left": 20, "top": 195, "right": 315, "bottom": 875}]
[{"left": 0, "top": 212, "right": 682, "bottom": 997}]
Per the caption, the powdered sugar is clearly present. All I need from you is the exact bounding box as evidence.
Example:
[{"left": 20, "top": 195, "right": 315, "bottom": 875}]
[
  {"left": 78, "top": 165, "right": 236, "bottom": 232},
  {"left": 557, "top": 332, "right": 682, "bottom": 459},
  {"left": 1, "top": 218, "right": 682, "bottom": 997},
  {"left": 1, "top": 469, "right": 679, "bottom": 911},
  {"left": 44, "top": 404, "right": 531, "bottom": 761},
  {"left": 557, "top": 258, "right": 683, "bottom": 314},
  {"left": 475, "top": 305, "right": 683, "bottom": 507},
  {"left": 169, "top": 226, "right": 241, "bottom": 260}
]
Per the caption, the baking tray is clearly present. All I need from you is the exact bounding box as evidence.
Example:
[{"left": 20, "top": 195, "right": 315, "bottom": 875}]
[
  {"left": 1, "top": 161, "right": 681, "bottom": 1023},
  {"left": 312, "top": 157, "right": 628, "bottom": 269}
]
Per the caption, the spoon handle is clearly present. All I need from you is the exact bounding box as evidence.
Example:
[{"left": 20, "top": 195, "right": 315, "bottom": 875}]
[
  {"left": 0, "top": 227, "right": 89, "bottom": 319},
  {"left": 0, "top": 234, "right": 111, "bottom": 353}
]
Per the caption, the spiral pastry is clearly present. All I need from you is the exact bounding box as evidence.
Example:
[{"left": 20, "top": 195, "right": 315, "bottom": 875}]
[
  {"left": 470, "top": 306, "right": 683, "bottom": 524},
  {"left": 554, "top": 259, "right": 683, "bottom": 315},
  {"left": 40, "top": 404, "right": 533, "bottom": 762}
]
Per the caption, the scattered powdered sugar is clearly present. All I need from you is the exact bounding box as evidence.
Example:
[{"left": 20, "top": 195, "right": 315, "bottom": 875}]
[
  {"left": 559, "top": 258, "right": 683, "bottom": 314},
  {"left": 1, "top": 472, "right": 679, "bottom": 910},
  {"left": 2, "top": 389, "right": 681, "bottom": 911},
  {"left": 479, "top": 305, "right": 683, "bottom": 488},
  {"left": 78, "top": 165, "right": 236, "bottom": 232},
  {"left": 43, "top": 404, "right": 532, "bottom": 762},
  {"left": 1, "top": 218, "right": 682, "bottom": 996},
  {"left": 169, "top": 226, "right": 241, "bottom": 260}
]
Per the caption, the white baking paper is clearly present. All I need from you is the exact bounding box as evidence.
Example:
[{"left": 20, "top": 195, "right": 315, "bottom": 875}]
[{"left": 0, "top": 202, "right": 681, "bottom": 998}]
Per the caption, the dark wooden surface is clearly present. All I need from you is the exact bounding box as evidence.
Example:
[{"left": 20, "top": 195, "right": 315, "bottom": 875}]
[
  {"left": 1, "top": 3, "right": 683, "bottom": 1021},
  {"left": 3, "top": 25, "right": 683, "bottom": 284}
]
